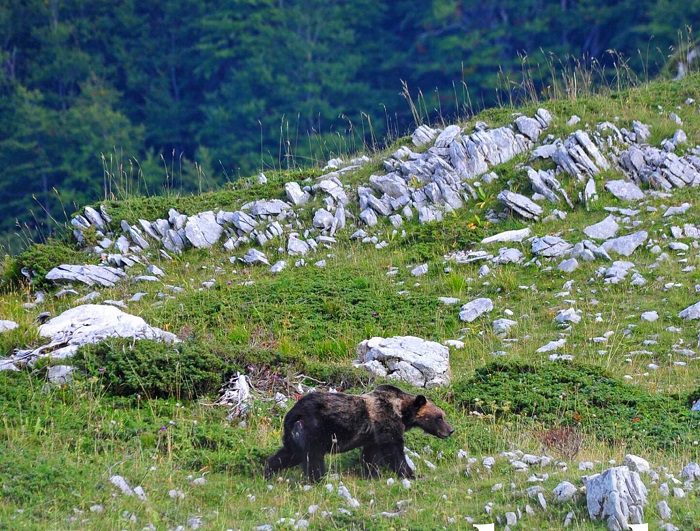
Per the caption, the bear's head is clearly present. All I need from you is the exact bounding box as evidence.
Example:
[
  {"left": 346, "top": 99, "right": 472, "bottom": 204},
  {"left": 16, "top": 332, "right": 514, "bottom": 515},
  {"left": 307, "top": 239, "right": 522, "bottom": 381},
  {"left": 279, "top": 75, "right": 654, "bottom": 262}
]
[{"left": 411, "top": 395, "right": 454, "bottom": 439}]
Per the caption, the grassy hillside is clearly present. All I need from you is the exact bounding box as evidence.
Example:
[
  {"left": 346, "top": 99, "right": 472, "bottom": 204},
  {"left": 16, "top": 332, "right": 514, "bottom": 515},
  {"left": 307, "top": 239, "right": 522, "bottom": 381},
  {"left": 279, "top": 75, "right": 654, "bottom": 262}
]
[{"left": 1, "top": 75, "right": 700, "bottom": 529}]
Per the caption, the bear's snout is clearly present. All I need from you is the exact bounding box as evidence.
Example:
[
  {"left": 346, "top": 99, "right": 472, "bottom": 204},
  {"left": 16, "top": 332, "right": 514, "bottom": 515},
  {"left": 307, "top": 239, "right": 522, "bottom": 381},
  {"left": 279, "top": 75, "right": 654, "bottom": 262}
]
[{"left": 439, "top": 422, "right": 454, "bottom": 438}]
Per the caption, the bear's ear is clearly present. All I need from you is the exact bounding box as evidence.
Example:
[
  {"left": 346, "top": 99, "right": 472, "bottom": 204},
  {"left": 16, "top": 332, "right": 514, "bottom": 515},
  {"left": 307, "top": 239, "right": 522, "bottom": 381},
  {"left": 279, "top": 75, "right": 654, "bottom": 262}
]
[{"left": 414, "top": 395, "right": 427, "bottom": 408}]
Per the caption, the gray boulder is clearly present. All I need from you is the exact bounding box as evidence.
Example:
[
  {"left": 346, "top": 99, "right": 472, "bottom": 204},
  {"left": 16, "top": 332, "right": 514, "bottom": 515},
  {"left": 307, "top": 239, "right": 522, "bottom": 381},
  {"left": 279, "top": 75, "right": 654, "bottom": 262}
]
[
  {"left": 679, "top": 301, "right": 700, "bottom": 320},
  {"left": 29, "top": 304, "right": 177, "bottom": 362},
  {"left": 605, "top": 180, "right": 645, "bottom": 201},
  {"left": 284, "top": 182, "right": 310, "bottom": 205},
  {"left": 497, "top": 190, "right": 543, "bottom": 220},
  {"left": 0, "top": 320, "right": 19, "bottom": 333},
  {"left": 583, "top": 215, "right": 619, "bottom": 240},
  {"left": 481, "top": 228, "right": 531, "bottom": 244},
  {"left": 531, "top": 236, "right": 572, "bottom": 258},
  {"left": 241, "top": 249, "right": 269, "bottom": 265},
  {"left": 601, "top": 231, "right": 648, "bottom": 257},
  {"left": 355, "top": 335, "right": 450, "bottom": 388},
  {"left": 45, "top": 264, "right": 126, "bottom": 288},
  {"left": 185, "top": 211, "right": 223, "bottom": 248},
  {"left": 585, "top": 466, "right": 647, "bottom": 531},
  {"left": 459, "top": 298, "right": 494, "bottom": 322}
]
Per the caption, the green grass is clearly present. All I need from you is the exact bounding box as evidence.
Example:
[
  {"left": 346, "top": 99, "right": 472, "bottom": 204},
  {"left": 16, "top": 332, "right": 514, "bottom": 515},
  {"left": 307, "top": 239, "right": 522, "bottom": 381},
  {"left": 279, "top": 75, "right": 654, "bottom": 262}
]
[{"left": 2, "top": 74, "right": 700, "bottom": 528}]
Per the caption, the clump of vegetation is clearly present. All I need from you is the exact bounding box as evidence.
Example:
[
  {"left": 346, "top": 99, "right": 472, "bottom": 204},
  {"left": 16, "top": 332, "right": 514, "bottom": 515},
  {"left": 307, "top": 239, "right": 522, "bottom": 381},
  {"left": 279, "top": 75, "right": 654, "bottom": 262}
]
[
  {"left": 13, "top": 241, "right": 90, "bottom": 289},
  {"left": 453, "top": 360, "right": 700, "bottom": 449},
  {"left": 73, "top": 339, "right": 227, "bottom": 399}
]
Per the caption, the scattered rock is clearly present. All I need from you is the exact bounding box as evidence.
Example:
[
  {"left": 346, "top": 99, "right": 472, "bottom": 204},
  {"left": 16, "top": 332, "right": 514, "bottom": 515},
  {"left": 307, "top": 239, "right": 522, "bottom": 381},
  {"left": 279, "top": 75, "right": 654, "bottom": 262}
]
[
  {"left": 622, "top": 454, "right": 650, "bottom": 474},
  {"left": 601, "top": 231, "right": 648, "bottom": 257},
  {"left": 27, "top": 304, "right": 177, "bottom": 363},
  {"left": 0, "top": 320, "right": 18, "bottom": 333},
  {"left": 583, "top": 215, "right": 619, "bottom": 240},
  {"left": 604, "top": 180, "right": 645, "bottom": 201},
  {"left": 45, "top": 264, "right": 126, "bottom": 288},
  {"left": 459, "top": 298, "right": 494, "bottom": 322},
  {"left": 481, "top": 228, "right": 531, "bottom": 244},
  {"left": 553, "top": 481, "right": 577, "bottom": 503}
]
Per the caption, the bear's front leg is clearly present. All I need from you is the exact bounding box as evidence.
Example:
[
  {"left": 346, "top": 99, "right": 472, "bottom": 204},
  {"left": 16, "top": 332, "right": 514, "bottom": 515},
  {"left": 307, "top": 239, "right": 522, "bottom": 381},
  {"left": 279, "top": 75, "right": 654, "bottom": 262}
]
[
  {"left": 387, "top": 443, "right": 415, "bottom": 479},
  {"left": 302, "top": 451, "right": 326, "bottom": 482},
  {"left": 264, "top": 447, "right": 301, "bottom": 479},
  {"left": 360, "top": 445, "right": 381, "bottom": 479}
]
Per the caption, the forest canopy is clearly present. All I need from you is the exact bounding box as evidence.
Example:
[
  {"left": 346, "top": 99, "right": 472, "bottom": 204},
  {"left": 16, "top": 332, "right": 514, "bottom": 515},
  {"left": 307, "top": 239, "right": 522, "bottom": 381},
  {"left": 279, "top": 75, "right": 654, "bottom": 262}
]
[{"left": 1, "top": 0, "right": 698, "bottom": 247}]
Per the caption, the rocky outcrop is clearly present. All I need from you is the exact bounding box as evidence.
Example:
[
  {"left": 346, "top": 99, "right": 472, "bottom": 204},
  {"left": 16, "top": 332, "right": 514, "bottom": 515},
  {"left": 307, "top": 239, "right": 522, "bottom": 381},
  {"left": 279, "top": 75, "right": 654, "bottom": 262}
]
[
  {"left": 355, "top": 336, "right": 450, "bottom": 388},
  {"left": 8, "top": 304, "right": 178, "bottom": 366},
  {"left": 585, "top": 466, "right": 647, "bottom": 531}
]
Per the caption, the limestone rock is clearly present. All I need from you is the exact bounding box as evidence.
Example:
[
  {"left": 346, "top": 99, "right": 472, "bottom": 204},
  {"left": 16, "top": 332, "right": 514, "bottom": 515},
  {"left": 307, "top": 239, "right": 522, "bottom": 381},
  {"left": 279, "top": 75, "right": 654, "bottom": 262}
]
[
  {"left": 605, "top": 180, "right": 645, "bottom": 201},
  {"left": 498, "top": 190, "right": 543, "bottom": 220},
  {"left": 585, "top": 466, "right": 647, "bottom": 531},
  {"left": 0, "top": 320, "right": 19, "bottom": 333},
  {"left": 355, "top": 336, "right": 450, "bottom": 388},
  {"left": 601, "top": 231, "right": 648, "bottom": 257},
  {"left": 45, "top": 264, "right": 126, "bottom": 288},
  {"left": 459, "top": 298, "right": 494, "bottom": 322},
  {"left": 481, "top": 228, "right": 531, "bottom": 244},
  {"left": 583, "top": 215, "right": 619, "bottom": 241},
  {"left": 30, "top": 304, "right": 177, "bottom": 362},
  {"left": 185, "top": 211, "right": 223, "bottom": 248}
]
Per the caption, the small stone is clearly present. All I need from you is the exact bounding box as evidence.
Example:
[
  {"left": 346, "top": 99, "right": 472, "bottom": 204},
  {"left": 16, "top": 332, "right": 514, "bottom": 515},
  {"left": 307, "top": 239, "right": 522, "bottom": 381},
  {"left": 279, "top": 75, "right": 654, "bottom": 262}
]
[
  {"left": 553, "top": 481, "right": 577, "bottom": 503},
  {"left": 640, "top": 311, "right": 658, "bottom": 322},
  {"left": 459, "top": 298, "right": 494, "bottom": 322},
  {"left": 657, "top": 500, "right": 671, "bottom": 520},
  {"left": 622, "top": 454, "right": 650, "bottom": 474},
  {"left": 583, "top": 215, "right": 619, "bottom": 240},
  {"left": 411, "top": 264, "right": 428, "bottom": 277},
  {"left": 558, "top": 258, "right": 579, "bottom": 273}
]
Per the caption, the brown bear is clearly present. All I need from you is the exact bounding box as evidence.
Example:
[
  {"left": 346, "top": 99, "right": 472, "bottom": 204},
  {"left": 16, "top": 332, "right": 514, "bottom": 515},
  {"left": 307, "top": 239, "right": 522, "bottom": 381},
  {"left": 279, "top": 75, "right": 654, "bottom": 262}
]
[{"left": 264, "top": 384, "right": 454, "bottom": 481}]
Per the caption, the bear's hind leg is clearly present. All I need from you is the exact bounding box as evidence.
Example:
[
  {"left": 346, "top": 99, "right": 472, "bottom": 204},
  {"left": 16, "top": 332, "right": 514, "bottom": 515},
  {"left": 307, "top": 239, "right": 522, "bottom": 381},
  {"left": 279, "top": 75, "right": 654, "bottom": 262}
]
[{"left": 264, "top": 447, "right": 301, "bottom": 479}]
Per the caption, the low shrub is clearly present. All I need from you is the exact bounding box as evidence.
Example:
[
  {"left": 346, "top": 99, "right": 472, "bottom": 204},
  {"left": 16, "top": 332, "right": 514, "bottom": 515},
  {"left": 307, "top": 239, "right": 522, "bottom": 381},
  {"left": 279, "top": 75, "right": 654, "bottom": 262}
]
[
  {"left": 15, "top": 241, "right": 90, "bottom": 288},
  {"left": 73, "top": 339, "right": 226, "bottom": 399},
  {"left": 453, "top": 360, "right": 700, "bottom": 449}
]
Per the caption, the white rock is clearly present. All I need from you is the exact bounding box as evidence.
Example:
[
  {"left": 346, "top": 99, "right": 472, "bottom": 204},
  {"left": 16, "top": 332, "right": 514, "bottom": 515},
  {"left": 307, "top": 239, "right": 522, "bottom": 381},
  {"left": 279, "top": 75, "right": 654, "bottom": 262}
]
[
  {"left": 679, "top": 301, "right": 700, "bottom": 320},
  {"left": 553, "top": 481, "right": 577, "bottom": 503},
  {"left": 663, "top": 202, "right": 690, "bottom": 217},
  {"left": 45, "top": 264, "right": 126, "bottom": 288},
  {"left": 481, "top": 228, "right": 531, "bottom": 244},
  {"left": 459, "top": 298, "right": 493, "bottom": 322},
  {"left": 605, "top": 180, "right": 645, "bottom": 201},
  {"left": 536, "top": 338, "right": 566, "bottom": 353},
  {"left": 411, "top": 264, "right": 428, "bottom": 277},
  {"left": 601, "top": 231, "right": 648, "bottom": 257},
  {"left": 555, "top": 308, "right": 581, "bottom": 324},
  {"left": 0, "top": 320, "right": 18, "bottom": 333},
  {"left": 640, "top": 311, "right": 658, "bottom": 322},
  {"left": 184, "top": 211, "right": 223, "bottom": 248},
  {"left": 680, "top": 462, "right": 700, "bottom": 480},
  {"left": 31, "top": 304, "right": 177, "bottom": 362},
  {"left": 47, "top": 365, "right": 74, "bottom": 384},
  {"left": 585, "top": 466, "right": 647, "bottom": 531},
  {"left": 356, "top": 336, "right": 450, "bottom": 388},
  {"left": 492, "top": 319, "right": 517, "bottom": 336},
  {"left": 622, "top": 455, "right": 650, "bottom": 474},
  {"left": 558, "top": 258, "right": 579, "bottom": 273},
  {"left": 583, "top": 215, "right": 619, "bottom": 240}
]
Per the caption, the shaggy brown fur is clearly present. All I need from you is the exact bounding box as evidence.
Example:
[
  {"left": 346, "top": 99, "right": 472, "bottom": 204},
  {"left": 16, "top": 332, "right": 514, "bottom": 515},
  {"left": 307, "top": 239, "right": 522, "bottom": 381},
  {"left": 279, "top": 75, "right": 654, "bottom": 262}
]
[{"left": 264, "top": 385, "right": 453, "bottom": 481}]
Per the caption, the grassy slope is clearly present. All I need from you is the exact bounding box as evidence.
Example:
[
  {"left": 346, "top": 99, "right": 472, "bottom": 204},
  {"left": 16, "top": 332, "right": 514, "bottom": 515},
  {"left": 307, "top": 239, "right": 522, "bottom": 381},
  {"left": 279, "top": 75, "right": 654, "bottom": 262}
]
[{"left": 2, "top": 75, "right": 700, "bottom": 529}]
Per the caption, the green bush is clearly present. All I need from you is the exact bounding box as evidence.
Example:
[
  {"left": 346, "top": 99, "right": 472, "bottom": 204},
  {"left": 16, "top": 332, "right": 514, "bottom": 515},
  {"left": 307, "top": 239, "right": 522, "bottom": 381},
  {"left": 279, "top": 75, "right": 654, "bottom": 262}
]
[
  {"left": 15, "top": 241, "right": 90, "bottom": 288},
  {"left": 0, "top": 254, "right": 21, "bottom": 291},
  {"left": 453, "top": 360, "right": 700, "bottom": 449},
  {"left": 73, "top": 339, "right": 226, "bottom": 399}
]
